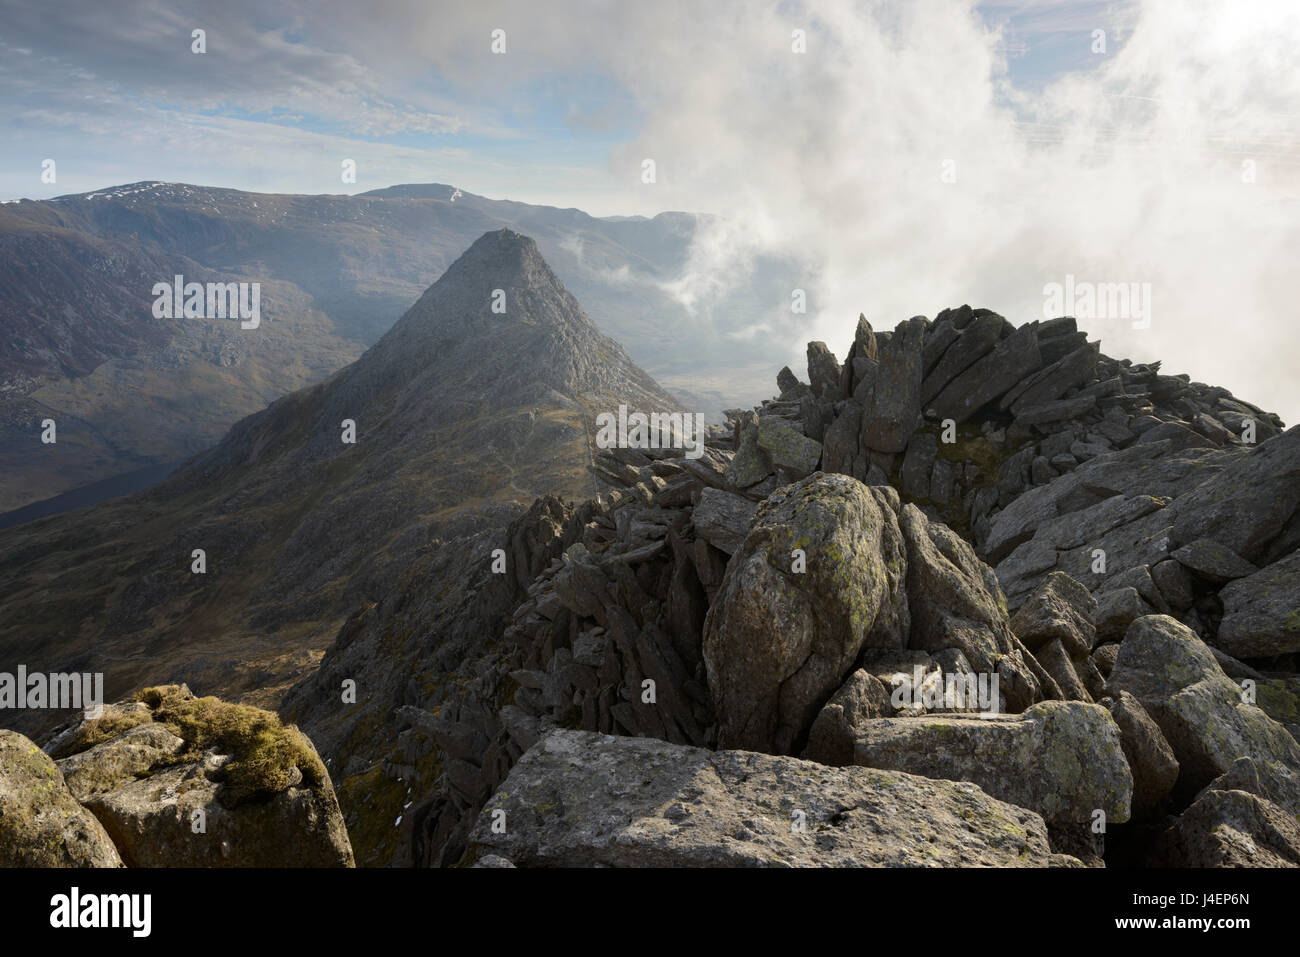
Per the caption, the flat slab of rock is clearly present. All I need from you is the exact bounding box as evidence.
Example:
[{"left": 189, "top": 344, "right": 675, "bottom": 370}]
[
  {"left": 691, "top": 487, "right": 758, "bottom": 556},
  {"left": 850, "top": 700, "right": 1133, "bottom": 824},
  {"left": 469, "top": 730, "right": 1072, "bottom": 867},
  {"left": 1215, "top": 549, "right": 1300, "bottom": 657},
  {"left": 82, "top": 757, "right": 354, "bottom": 867},
  {"left": 1171, "top": 538, "right": 1258, "bottom": 583},
  {"left": 1013, "top": 393, "right": 1096, "bottom": 427}
]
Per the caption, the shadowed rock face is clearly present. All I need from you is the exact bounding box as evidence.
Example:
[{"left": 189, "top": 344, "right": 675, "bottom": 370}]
[
  {"left": 279, "top": 303, "right": 1298, "bottom": 868},
  {"left": 467, "top": 730, "right": 1073, "bottom": 867},
  {"left": 276, "top": 306, "right": 1300, "bottom": 869}
]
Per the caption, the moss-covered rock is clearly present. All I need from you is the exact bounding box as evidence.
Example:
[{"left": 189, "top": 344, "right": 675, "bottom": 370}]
[
  {"left": 703, "top": 473, "right": 908, "bottom": 753},
  {"left": 45, "top": 685, "right": 353, "bottom": 867},
  {"left": 1107, "top": 615, "right": 1300, "bottom": 794},
  {"left": 0, "top": 729, "right": 122, "bottom": 867}
]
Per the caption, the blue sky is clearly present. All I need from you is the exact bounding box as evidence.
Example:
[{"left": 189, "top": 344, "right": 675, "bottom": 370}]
[{"left": 0, "top": 0, "right": 1134, "bottom": 211}]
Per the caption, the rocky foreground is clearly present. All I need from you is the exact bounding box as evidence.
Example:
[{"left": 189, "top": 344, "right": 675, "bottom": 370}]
[
  {"left": 0, "top": 686, "right": 353, "bottom": 867},
  {"left": 288, "top": 304, "right": 1299, "bottom": 868}
]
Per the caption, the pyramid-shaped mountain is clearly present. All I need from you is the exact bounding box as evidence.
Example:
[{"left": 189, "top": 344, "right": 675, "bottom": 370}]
[{"left": 0, "top": 230, "right": 683, "bottom": 733}]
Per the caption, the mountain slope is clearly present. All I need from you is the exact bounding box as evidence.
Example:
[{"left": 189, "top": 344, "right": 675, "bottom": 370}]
[{"left": 0, "top": 229, "right": 680, "bottom": 736}]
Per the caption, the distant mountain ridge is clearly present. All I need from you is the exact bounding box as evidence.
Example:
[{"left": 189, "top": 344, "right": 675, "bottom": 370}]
[{"left": 0, "top": 181, "right": 795, "bottom": 510}]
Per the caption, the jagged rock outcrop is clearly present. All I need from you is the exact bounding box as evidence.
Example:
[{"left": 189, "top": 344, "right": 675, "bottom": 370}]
[
  {"left": 467, "top": 730, "right": 1074, "bottom": 867},
  {"left": 286, "top": 302, "right": 1297, "bottom": 871}
]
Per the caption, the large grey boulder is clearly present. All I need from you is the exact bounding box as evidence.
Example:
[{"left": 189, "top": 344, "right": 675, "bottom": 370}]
[
  {"left": 703, "top": 473, "right": 908, "bottom": 753},
  {"left": 1170, "top": 539, "right": 1258, "bottom": 584},
  {"left": 0, "top": 729, "right": 123, "bottom": 867},
  {"left": 1151, "top": 788, "right": 1300, "bottom": 867},
  {"left": 1215, "top": 549, "right": 1300, "bottom": 657},
  {"left": 850, "top": 700, "right": 1133, "bottom": 824},
  {"left": 756, "top": 416, "right": 823, "bottom": 477},
  {"left": 1106, "top": 615, "right": 1300, "bottom": 792},
  {"left": 468, "top": 730, "right": 1072, "bottom": 867},
  {"left": 1199, "top": 756, "right": 1300, "bottom": 818},
  {"left": 1010, "top": 571, "right": 1097, "bottom": 657}
]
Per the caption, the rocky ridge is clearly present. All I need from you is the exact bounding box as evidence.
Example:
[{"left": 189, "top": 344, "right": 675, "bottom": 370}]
[{"left": 288, "top": 303, "right": 1299, "bottom": 868}]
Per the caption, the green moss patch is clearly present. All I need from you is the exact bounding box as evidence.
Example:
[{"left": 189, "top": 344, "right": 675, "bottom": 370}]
[{"left": 138, "top": 684, "right": 325, "bottom": 807}]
